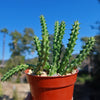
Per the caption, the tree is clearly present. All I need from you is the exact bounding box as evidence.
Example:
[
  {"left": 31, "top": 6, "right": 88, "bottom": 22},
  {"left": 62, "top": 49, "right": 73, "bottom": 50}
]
[
  {"left": 7, "top": 28, "right": 35, "bottom": 69},
  {"left": 6, "top": 28, "right": 35, "bottom": 71},
  {"left": 9, "top": 30, "right": 22, "bottom": 57},
  {"left": 4, "top": 28, "right": 35, "bottom": 82},
  {"left": 21, "top": 28, "right": 35, "bottom": 55},
  {"left": 0, "top": 28, "right": 8, "bottom": 67},
  {"left": 9, "top": 28, "right": 35, "bottom": 58}
]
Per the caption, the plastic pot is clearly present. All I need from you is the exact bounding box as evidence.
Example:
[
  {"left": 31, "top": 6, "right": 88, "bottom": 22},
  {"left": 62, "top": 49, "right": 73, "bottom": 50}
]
[{"left": 25, "top": 70, "right": 78, "bottom": 100}]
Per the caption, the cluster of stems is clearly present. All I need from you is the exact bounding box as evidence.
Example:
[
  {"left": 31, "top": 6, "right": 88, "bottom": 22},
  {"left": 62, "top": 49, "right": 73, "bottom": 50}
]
[
  {"left": 61, "top": 37, "right": 95, "bottom": 75},
  {"left": 34, "top": 16, "right": 95, "bottom": 76},
  {"left": 58, "top": 21, "right": 80, "bottom": 73},
  {"left": 1, "top": 15, "right": 95, "bottom": 81}
]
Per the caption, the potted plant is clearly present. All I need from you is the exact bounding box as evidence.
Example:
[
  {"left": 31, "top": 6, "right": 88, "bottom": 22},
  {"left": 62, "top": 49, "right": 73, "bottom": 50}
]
[{"left": 1, "top": 15, "right": 95, "bottom": 100}]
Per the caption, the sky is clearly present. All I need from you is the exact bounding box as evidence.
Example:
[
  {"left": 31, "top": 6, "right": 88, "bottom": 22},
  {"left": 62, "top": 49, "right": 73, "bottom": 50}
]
[{"left": 0, "top": 0, "right": 100, "bottom": 60}]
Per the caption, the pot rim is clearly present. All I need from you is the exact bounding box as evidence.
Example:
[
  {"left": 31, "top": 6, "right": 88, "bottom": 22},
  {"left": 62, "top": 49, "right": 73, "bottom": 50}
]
[{"left": 25, "top": 69, "right": 79, "bottom": 78}]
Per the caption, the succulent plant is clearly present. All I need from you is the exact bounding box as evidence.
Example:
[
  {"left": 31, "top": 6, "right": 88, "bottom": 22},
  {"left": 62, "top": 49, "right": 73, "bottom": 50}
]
[{"left": 1, "top": 15, "right": 95, "bottom": 81}]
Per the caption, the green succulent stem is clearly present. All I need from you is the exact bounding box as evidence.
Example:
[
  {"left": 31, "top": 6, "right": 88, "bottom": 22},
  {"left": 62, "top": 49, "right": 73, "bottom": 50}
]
[
  {"left": 56, "top": 21, "right": 66, "bottom": 66},
  {"left": 34, "top": 36, "right": 42, "bottom": 72},
  {"left": 61, "top": 37, "right": 95, "bottom": 75},
  {"left": 49, "top": 21, "right": 60, "bottom": 75},
  {"left": 58, "top": 21, "right": 80, "bottom": 73},
  {"left": 53, "top": 21, "right": 65, "bottom": 65},
  {"left": 34, "top": 36, "right": 41, "bottom": 58},
  {"left": 49, "top": 21, "right": 66, "bottom": 75},
  {"left": 1, "top": 64, "right": 36, "bottom": 81},
  {"left": 53, "top": 21, "right": 59, "bottom": 66},
  {"left": 37, "top": 15, "right": 50, "bottom": 72}
]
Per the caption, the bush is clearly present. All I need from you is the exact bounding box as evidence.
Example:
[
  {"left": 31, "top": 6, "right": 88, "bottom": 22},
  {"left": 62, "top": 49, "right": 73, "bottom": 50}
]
[{"left": 76, "top": 74, "right": 93, "bottom": 84}]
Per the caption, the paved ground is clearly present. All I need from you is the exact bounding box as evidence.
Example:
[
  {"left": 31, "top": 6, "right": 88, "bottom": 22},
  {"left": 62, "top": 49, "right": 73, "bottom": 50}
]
[{"left": 1, "top": 82, "right": 30, "bottom": 100}]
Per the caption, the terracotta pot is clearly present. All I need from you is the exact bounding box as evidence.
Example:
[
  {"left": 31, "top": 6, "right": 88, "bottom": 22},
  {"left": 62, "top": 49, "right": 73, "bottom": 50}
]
[{"left": 25, "top": 70, "right": 78, "bottom": 100}]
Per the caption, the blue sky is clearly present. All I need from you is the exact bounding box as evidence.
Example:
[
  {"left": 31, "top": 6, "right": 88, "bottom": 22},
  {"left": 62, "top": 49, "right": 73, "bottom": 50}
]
[{"left": 0, "top": 0, "right": 100, "bottom": 60}]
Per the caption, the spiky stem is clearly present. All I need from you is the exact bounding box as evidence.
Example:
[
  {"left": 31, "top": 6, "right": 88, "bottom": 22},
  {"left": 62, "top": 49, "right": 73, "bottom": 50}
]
[
  {"left": 56, "top": 21, "right": 66, "bottom": 66},
  {"left": 53, "top": 21, "right": 65, "bottom": 66},
  {"left": 58, "top": 21, "right": 80, "bottom": 73},
  {"left": 62, "top": 37, "right": 95, "bottom": 75},
  {"left": 53, "top": 21, "right": 59, "bottom": 66},
  {"left": 34, "top": 36, "right": 41, "bottom": 60},
  {"left": 39, "top": 15, "right": 50, "bottom": 71},
  {"left": 1, "top": 64, "right": 36, "bottom": 81},
  {"left": 49, "top": 21, "right": 66, "bottom": 75},
  {"left": 48, "top": 21, "right": 59, "bottom": 75}
]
